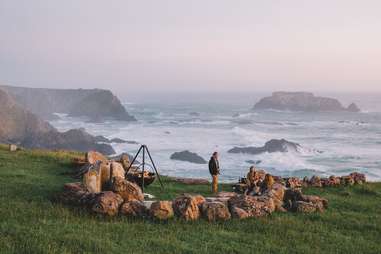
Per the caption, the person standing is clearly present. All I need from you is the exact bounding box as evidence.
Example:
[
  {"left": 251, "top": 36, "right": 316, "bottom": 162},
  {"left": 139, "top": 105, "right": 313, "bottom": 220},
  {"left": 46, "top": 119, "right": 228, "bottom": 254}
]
[{"left": 208, "top": 152, "right": 220, "bottom": 193}]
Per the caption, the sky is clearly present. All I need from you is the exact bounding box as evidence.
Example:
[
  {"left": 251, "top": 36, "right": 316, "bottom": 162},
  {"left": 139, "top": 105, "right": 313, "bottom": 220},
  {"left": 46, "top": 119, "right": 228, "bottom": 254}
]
[{"left": 0, "top": 0, "right": 381, "bottom": 98}]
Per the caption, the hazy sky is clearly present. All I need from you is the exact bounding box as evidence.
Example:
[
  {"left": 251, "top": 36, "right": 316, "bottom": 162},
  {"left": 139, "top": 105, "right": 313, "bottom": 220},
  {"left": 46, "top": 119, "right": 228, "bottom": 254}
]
[{"left": 0, "top": 0, "right": 380, "bottom": 97}]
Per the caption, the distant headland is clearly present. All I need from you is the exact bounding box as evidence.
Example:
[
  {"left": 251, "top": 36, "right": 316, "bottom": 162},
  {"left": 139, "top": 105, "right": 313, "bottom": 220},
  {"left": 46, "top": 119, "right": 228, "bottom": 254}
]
[
  {"left": 0, "top": 84, "right": 137, "bottom": 155},
  {"left": 0, "top": 85, "right": 136, "bottom": 122}
]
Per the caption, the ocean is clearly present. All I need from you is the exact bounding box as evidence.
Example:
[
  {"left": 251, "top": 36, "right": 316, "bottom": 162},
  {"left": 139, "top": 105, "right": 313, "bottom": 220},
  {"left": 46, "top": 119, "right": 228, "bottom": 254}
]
[{"left": 50, "top": 92, "right": 381, "bottom": 182}]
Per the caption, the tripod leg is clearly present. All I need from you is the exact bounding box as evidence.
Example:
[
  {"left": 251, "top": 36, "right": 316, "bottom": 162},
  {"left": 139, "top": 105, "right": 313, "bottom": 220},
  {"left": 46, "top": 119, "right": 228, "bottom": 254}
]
[
  {"left": 142, "top": 145, "right": 145, "bottom": 193},
  {"left": 125, "top": 145, "right": 143, "bottom": 175},
  {"left": 146, "top": 146, "right": 164, "bottom": 189}
]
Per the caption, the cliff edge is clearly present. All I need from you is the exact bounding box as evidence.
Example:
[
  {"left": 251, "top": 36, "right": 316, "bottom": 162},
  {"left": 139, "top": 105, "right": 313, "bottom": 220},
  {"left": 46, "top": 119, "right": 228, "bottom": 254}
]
[
  {"left": 0, "top": 88, "right": 115, "bottom": 155},
  {"left": 0, "top": 85, "right": 136, "bottom": 121}
]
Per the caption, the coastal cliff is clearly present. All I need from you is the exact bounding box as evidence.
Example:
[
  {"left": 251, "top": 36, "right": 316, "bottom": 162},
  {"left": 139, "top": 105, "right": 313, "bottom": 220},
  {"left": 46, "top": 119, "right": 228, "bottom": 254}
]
[
  {"left": 0, "top": 88, "right": 115, "bottom": 154},
  {"left": 254, "top": 92, "right": 360, "bottom": 112},
  {"left": 0, "top": 85, "right": 136, "bottom": 121}
]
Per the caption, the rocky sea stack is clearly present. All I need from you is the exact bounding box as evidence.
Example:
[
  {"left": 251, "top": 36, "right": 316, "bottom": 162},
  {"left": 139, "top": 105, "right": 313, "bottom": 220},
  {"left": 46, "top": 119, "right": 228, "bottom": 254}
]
[
  {"left": 170, "top": 150, "right": 207, "bottom": 164},
  {"left": 228, "top": 139, "right": 301, "bottom": 155},
  {"left": 254, "top": 92, "right": 360, "bottom": 112}
]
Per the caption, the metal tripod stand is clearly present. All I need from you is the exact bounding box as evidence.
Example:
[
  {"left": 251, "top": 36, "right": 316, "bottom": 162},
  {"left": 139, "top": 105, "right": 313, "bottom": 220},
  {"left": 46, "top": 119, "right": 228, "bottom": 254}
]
[{"left": 125, "top": 144, "right": 164, "bottom": 193}]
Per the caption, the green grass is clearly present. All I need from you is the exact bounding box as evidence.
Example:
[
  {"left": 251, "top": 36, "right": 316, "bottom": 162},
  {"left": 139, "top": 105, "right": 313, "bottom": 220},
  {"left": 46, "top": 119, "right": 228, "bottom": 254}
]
[{"left": 0, "top": 144, "right": 380, "bottom": 254}]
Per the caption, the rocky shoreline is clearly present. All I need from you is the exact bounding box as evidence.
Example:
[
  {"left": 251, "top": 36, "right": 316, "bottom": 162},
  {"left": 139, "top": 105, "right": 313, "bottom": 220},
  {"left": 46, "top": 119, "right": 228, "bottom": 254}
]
[{"left": 60, "top": 151, "right": 366, "bottom": 222}]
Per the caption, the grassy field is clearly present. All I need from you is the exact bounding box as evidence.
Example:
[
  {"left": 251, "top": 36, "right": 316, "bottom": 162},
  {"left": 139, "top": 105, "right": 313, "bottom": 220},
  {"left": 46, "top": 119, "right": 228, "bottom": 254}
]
[{"left": 0, "top": 144, "right": 380, "bottom": 254}]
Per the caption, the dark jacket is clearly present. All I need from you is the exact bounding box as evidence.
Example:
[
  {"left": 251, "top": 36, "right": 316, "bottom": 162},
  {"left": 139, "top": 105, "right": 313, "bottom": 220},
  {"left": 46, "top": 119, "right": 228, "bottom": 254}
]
[{"left": 208, "top": 157, "right": 220, "bottom": 175}]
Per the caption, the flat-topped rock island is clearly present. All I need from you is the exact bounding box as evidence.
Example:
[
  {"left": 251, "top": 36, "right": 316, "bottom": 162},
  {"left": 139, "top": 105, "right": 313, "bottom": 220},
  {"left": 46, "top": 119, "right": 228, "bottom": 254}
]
[{"left": 253, "top": 92, "right": 360, "bottom": 112}]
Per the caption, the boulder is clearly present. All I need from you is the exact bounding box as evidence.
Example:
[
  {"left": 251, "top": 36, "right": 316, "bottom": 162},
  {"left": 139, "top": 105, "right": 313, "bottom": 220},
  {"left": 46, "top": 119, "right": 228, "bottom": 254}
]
[
  {"left": 283, "top": 188, "right": 303, "bottom": 210},
  {"left": 341, "top": 176, "right": 355, "bottom": 186},
  {"left": 91, "top": 191, "right": 123, "bottom": 216},
  {"left": 100, "top": 162, "right": 126, "bottom": 188},
  {"left": 266, "top": 183, "right": 286, "bottom": 212},
  {"left": 78, "top": 192, "right": 98, "bottom": 208},
  {"left": 60, "top": 182, "right": 89, "bottom": 205},
  {"left": 111, "top": 176, "right": 144, "bottom": 202},
  {"left": 256, "top": 170, "right": 267, "bottom": 181},
  {"left": 201, "top": 201, "right": 231, "bottom": 222},
  {"left": 300, "top": 194, "right": 328, "bottom": 209},
  {"left": 228, "top": 139, "right": 301, "bottom": 155},
  {"left": 193, "top": 195, "right": 207, "bottom": 207},
  {"left": 120, "top": 200, "right": 148, "bottom": 218},
  {"left": 119, "top": 154, "right": 131, "bottom": 171},
  {"left": 269, "top": 183, "right": 285, "bottom": 201},
  {"left": 295, "top": 201, "right": 323, "bottom": 213},
  {"left": 286, "top": 177, "right": 302, "bottom": 189},
  {"left": 150, "top": 201, "right": 174, "bottom": 220},
  {"left": 321, "top": 176, "right": 341, "bottom": 187},
  {"left": 172, "top": 194, "right": 202, "bottom": 221},
  {"left": 283, "top": 189, "right": 328, "bottom": 212},
  {"left": 331, "top": 176, "right": 341, "bottom": 186},
  {"left": 350, "top": 172, "right": 366, "bottom": 184},
  {"left": 8, "top": 144, "right": 17, "bottom": 152},
  {"left": 230, "top": 206, "right": 250, "bottom": 219},
  {"left": 228, "top": 195, "right": 275, "bottom": 218},
  {"left": 83, "top": 161, "right": 102, "bottom": 193},
  {"left": 86, "top": 151, "right": 108, "bottom": 164},
  {"left": 170, "top": 150, "right": 207, "bottom": 164},
  {"left": 310, "top": 175, "right": 322, "bottom": 187}
]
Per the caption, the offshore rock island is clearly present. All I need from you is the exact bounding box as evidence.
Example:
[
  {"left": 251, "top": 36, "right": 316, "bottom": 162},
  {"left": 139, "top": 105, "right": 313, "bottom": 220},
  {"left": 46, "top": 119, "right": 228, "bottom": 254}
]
[{"left": 254, "top": 92, "right": 361, "bottom": 112}]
